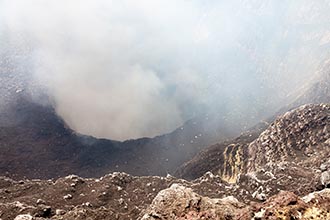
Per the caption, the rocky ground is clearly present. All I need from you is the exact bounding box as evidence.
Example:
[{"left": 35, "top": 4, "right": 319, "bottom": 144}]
[
  {"left": 0, "top": 172, "right": 234, "bottom": 220},
  {"left": 0, "top": 171, "right": 330, "bottom": 220},
  {"left": 1, "top": 104, "right": 329, "bottom": 219}
]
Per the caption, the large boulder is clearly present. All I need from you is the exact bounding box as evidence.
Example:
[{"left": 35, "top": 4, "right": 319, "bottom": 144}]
[{"left": 139, "top": 184, "right": 245, "bottom": 220}]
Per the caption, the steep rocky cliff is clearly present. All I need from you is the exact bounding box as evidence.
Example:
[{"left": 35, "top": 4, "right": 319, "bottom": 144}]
[
  {"left": 247, "top": 104, "right": 330, "bottom": 172},
  {"left": 177, "top": 104, "right": 330, "bottom": 202}
]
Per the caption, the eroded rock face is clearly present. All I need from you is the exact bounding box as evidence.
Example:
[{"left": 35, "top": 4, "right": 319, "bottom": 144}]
[
  {"left": 178, "top": 104, "right": 330, "bottom": 201},
  {"left": 231, "top": 104, "right": 330, "bottom": 200},
  {"left": 247, "top": 104, "right": 330, "bottom": 173}
]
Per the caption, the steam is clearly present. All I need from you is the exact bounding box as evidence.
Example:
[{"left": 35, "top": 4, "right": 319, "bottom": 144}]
[{"left": 1, "top": 0, "right": 330, "bottom": 140}]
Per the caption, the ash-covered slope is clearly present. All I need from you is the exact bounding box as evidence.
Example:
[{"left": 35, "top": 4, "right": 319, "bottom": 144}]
[
  {"left": 0, "top": 86, "right": 240, "bottom": 179},
  {"left": 0, "top": 92, "right": 119, "bottom": 179}
]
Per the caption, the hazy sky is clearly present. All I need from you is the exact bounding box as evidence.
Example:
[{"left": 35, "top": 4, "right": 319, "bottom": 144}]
[{"left": 1, "top": 0, "right": 330, "bottom": 140}]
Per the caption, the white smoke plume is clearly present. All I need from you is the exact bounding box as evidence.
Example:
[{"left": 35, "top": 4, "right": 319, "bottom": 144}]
[{"left": 1, "top": 0, "right": 330, "bottom": 140}]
